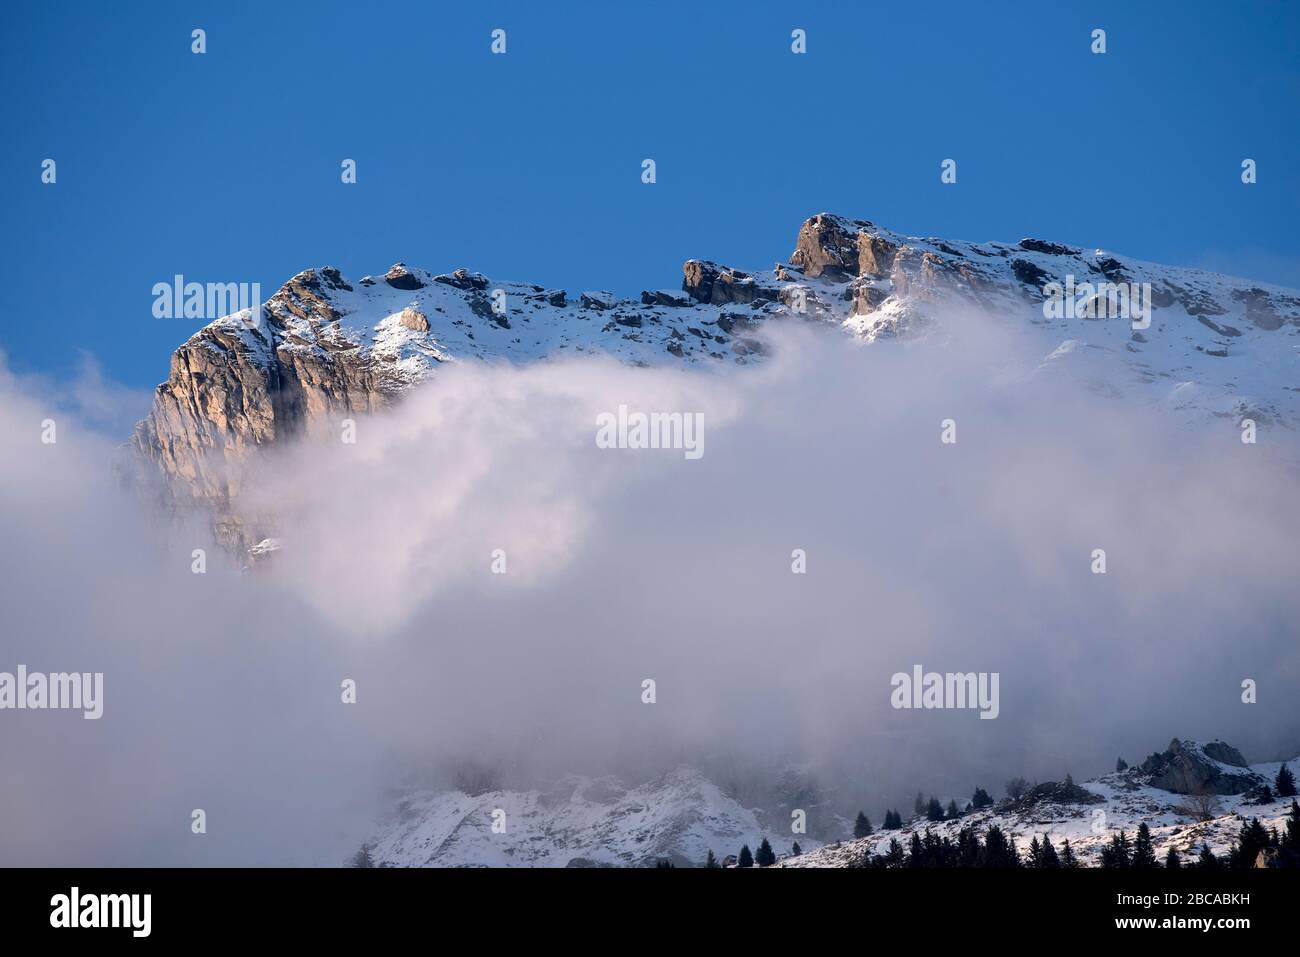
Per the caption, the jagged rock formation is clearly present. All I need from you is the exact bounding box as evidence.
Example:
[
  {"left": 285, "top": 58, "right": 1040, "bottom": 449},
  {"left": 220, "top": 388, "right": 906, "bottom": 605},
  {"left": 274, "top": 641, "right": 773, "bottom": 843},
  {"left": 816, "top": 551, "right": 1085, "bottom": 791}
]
[
  {"left": 1137, "top": 738, "right": 1262, "bottom": 795},
  {"left": 129, "top": 213, "right": 1300, "bottom": 556}
]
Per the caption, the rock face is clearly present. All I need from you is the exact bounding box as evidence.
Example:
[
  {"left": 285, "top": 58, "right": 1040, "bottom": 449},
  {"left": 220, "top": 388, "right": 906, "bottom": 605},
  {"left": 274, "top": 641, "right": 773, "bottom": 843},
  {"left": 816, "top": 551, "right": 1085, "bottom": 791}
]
[
  {"left": 129, "top": 213, "right": 1300, "bottom": 557},
  {"left": 1140, "top": 739, "right": 1262, "bottom": 795}
]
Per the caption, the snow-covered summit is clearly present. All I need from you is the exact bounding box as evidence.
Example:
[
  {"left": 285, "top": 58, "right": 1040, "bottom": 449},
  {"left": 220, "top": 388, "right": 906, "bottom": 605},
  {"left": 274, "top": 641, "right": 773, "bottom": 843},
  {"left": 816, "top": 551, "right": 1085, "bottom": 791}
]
[{"left": 129, "top": 212, "right": 1300, "bottom": 553}]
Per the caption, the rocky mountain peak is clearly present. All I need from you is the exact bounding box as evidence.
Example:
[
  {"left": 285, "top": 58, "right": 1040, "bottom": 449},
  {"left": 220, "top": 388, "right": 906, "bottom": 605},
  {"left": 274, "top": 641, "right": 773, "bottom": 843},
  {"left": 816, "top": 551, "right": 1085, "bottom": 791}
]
[{"left": 128, "top": 211, "right": 1300, "bottom": 559}]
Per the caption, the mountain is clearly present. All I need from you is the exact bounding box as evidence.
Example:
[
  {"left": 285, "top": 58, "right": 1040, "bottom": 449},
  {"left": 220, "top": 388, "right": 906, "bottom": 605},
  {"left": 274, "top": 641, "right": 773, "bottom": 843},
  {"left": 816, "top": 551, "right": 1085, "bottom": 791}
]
[
  {"left": 783, "top": 739, "right": 1298, "bottom": 868},
  {"left": 365, "top": 765, "right": 821, "bottom": 868},
  {"left": 359, "top": 738, "right": 1297, "bottom": 867},
  {"left": 128, "top": 213, "right": 1300, "bottom": 554}
]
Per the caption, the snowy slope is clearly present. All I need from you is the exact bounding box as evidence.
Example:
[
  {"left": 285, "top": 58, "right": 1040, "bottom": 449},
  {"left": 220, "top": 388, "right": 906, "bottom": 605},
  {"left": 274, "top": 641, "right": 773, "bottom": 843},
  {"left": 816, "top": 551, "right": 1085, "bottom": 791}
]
[
  {"left": 366, "top": 766, "right": 813, "bottom": 868},
  {"left": 781, "top": 741, "right": 1299, "bottom": 868}
]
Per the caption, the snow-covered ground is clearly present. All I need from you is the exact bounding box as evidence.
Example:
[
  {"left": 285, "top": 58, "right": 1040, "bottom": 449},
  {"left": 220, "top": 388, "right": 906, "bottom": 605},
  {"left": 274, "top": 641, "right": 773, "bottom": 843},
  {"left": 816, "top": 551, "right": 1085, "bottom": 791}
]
[
  {"left": 363, "top": 740, "right": 1298, "bottom": 868},
  {"left": 782, "top": 742, "right": 1299, "bottom": 868}
]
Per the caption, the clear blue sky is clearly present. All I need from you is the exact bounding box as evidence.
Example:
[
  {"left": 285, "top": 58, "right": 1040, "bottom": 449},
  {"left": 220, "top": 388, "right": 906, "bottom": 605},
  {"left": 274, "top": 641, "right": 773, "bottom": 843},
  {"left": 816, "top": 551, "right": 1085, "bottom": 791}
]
[{"left": 2, "top": 0, "right": 1297, "bottom": 388}]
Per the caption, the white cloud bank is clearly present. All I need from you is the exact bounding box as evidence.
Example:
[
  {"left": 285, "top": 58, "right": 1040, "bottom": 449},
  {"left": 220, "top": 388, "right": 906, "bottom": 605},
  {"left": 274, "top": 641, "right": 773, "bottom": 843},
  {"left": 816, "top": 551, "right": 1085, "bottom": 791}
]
[{"left": 1, "top": 308, "right": 1297, "bottom": 865}]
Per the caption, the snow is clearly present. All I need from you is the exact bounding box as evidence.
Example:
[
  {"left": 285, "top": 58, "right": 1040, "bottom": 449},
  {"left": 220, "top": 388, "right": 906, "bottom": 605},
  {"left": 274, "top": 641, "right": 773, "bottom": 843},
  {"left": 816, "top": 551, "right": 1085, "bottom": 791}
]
[
  {"left": 366, "top": 766, "right": 814, "bottom": 868},
  {"left": 780, "top": 747, "right": 1298, "bottom": 868}
]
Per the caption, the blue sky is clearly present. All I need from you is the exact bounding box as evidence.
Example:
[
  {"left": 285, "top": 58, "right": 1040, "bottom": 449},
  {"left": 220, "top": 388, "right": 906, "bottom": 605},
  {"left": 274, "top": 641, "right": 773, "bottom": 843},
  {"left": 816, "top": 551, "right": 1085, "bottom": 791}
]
[{"left": 2, "top": 0, "right": 1297, "bottom": 389}]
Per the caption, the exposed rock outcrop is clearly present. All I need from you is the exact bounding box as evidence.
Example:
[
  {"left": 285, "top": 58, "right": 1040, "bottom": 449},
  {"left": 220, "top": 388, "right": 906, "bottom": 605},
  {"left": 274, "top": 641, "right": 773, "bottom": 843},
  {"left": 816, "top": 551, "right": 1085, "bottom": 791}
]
[{"left": 1139, "top": 739, "right": 1262, "bottom": 795}]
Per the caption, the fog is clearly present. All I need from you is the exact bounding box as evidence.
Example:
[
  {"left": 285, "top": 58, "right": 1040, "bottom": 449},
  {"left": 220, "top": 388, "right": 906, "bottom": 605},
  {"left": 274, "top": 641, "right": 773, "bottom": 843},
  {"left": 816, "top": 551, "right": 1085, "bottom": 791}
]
[{"left": 2, "top": 306, "right": 1298, "bottom": 865}]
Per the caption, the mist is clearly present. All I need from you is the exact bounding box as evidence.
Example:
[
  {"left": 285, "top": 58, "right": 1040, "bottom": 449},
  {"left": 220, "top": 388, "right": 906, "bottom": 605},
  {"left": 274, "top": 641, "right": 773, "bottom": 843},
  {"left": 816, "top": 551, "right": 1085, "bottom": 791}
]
[{"left": 2, "top": 304, "right": 1298, "bottom": 865}]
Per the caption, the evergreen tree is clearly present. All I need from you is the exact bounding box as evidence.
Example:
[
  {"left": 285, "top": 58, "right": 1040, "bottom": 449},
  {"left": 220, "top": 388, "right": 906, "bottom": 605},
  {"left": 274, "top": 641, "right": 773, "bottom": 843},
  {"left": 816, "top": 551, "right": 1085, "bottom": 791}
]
[
  {"left": 946, "top": 799, "right": 961, "bottom": 820},
  {"left": 1276, "top": 763, "right": 1298, "bottom": 798},
  {"left": 1231, "top": 817, "right": 1270, "bottom": 868},
  {"left": 926, "top": 797, "right": 945, "bottom": 822},
  {"left": 971, "top": 787, "right": 994, "bottom": 810},
  {"left": 854, "top": 811, "right": 873, "bottom": 839},
  {"left": 1280, "top": 800, "right": 1300, "bottom": 867},
  {"left": 956, "top": 826, "right": 982, "bottom": 868},
  {"left": 349, "top": 843, "right": 375, "bottom": 868},
  {"left": 755, "top": 838, "right": 776, "bottom": 867},
  {"left": 1101, "top": 831, "right": 1132, "bottom": 868},
  {"left": 791, "top": 842, "right": 802, "bottom": 857},
  {"left": 1286, "top": 801, "right": 1300, "bottom": 851},
  {"left": 980, "top": 825, "right": 1017, "bottom": 867},
  {"left": 1005, "top": 777, "right": 1029, "bottom": 800},
  {"left": 1059, "top": 839, "right": 1080, "bottom": 868},
  {"left": 1132, "top": 823, "right": 1158, "bottom": 869},
  {"left": 884, "top": 837, "right": 905, "bottom": 868},
  {"left": 705, "top": 849, "right": 719, "bottom": 868},
  {"left": 1164, "top": 845, "right": 1182, "bottom": 869},
  {"left": 885, "top": 809, "right": 902, "bottom": 829},
  {"left": 914, "top": 792, "right": 925, "bottom": 817},
  {"left": 1028, "top": 836, "right": 1042, "bottom": 867},
  {"left": 1196, "top": 843, "right": 1219, "bottom": 870},
  {"left": 655, "top": 859, "right": 674, "bottom": 868},
  {"left": 1116, "top": 757, "right": 1128, "bottom": 772},
  {"left": 1039, "top": 835, "right": 1060, "bottom": 868},
  {"left": 737, "top": 844, "right": 753, "bottom": 868},
  {"left": 908, "top": 831, "right": 924, "bottom": 867}
]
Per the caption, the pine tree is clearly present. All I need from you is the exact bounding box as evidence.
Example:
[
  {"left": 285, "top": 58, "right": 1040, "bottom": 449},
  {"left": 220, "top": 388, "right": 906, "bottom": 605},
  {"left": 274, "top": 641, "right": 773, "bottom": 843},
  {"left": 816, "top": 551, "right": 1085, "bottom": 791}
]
[
  {"left": 1132, "top": 823, "right": 1158, "bottom": 869},
  {"left": 1059, "top": 839, "right": 1080, "bottom": 868},
  {"left": 1039, "top": 835, "right": 1060, "bottom": 868},
  {"left": 1028, "top": 836, "right": 1042, "bottom": 867},
  {"left": 946, "top": 799, "right": 960, "bottom": 820},
  {"left": 1286, "top": 800, "right": 1300, "bottom": 851},
  {"left": 755, "top": 838, "right": 776, "bottom": 867},
  {"left": 1276, "top": 763, "right": 1297, "bottom": 798},
  {"left": 980, "top": 825, "right": 1017, "bottom": 867},
  {"left": 1197, "top": 843, "right": 1219, "bottom": 870},
  {"left": 1164, "top": 845, "right": 1182, "bottom": 869},
  {"left": 908, "top": 832, "right": 924, "bottom": 867},
  {"left": 1231, "top": 818, "right": 1270, "bottom": 868},
  {"left": 705, "top": 849, "right": 719, "bottom": 868},
  {"left": 737, "top": 844, "right": 753, "bottom": 868},
  {"left": 914, "top": 791, "right": 925, "bottom": 817},
  {"left": 971, "top": 787, "right": 993, "bottom": 809},
  {"left": 926, "top": 797, "right": 945, "bottom": 822},
  {"left": 883, "top": 809, "right": 901, "bottom": 829},
  {"left": 349, "top": 843, "right": 375, "bottom": 868},
  {"left": 854, "top": 811, "right": 873, "bottom": 838},
  {"left": 791, "top": 842, "right": 802, "bottom": 857},
  {"left": 1101, "top": 831, "right": 1132, "bottom": 868},
  {"left": 1116, "top": 757, "right": 1128, "bottom": 772},
  {"left": 884, "top": 837, "right": 905, "bottom": 868}
]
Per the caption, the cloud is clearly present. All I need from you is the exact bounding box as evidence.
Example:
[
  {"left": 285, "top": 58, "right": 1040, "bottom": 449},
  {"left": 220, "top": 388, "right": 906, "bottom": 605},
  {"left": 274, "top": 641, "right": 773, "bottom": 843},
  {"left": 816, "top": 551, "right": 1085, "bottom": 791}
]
[{"left": 1, "top": 307, "right": 1297, "bottom": 864}]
